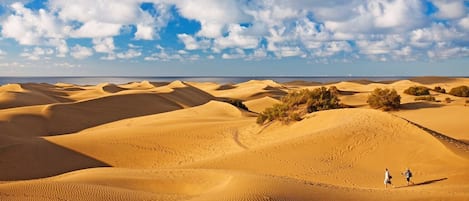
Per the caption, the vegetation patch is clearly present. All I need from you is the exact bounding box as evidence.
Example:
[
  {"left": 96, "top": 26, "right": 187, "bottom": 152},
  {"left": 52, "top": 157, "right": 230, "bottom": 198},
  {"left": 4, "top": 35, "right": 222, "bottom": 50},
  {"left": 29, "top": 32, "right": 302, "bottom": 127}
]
[
  {"left": 414, "top": 96, "right": 436, "bottom": 102},
  {"left": 449, "top": 86, "right": 469, "bottom": 97},
  {"left": 433, "top": 86, "right": 446, "bottom": 94},
  {"left": 367, "top": 88, "right": 401, "bottom": 111},
  {"left": 445, "top": 97, "right": 452, "bottom": 103},
  {"left": 222, "top": 98, "right": 249, "bottom": 111},
  {"left": 257, "top": 87, "right": 341, "bottom": 125},
  {"left": 404, "top": 86, "right": 430, "bottom": 96}
]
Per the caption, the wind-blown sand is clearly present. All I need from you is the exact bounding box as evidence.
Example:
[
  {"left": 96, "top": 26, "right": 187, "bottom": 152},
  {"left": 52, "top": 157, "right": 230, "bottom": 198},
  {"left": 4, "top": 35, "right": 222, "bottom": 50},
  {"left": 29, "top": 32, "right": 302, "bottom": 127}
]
[{"left": 0, "top": 78, "right": 468, "bottom": 200}]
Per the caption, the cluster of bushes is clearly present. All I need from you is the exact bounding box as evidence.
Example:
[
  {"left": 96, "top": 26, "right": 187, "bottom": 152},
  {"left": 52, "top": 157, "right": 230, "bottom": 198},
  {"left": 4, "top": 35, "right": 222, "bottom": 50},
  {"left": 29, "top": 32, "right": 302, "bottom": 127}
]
[
  {"left": 414, "top": 96, "right": 437, "bottom": 102},
  {"left": 404, "top": 86, "right": 430, "bottom": 96},
  {"left": 223, "top": 99, "right": 249, "bottom": 111},
  {"left": 449, "top": 86, "right": 469, "bottom": 97},
  {"left": 433, "top": 86, "right": 446, "bottom": 93},
  {"left": 257, "top": 87, "right": 341, "bottom": 124},
  {"left": 367, "top": 88, "right": 401, "bottom": 111}
]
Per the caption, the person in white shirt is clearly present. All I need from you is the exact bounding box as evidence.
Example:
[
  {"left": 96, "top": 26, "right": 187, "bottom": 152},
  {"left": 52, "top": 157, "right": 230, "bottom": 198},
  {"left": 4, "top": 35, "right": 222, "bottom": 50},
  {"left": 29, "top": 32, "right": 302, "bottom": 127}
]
[{"left": 384, "top": 168, "right": 393, "bottom": 188}]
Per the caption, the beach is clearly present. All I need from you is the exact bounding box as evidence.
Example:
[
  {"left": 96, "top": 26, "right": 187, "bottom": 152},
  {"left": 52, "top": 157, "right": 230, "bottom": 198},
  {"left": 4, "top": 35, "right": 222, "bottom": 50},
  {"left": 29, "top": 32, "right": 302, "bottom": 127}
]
[{"left": 0, "top": 77, "right": 468, "bottom": 201}]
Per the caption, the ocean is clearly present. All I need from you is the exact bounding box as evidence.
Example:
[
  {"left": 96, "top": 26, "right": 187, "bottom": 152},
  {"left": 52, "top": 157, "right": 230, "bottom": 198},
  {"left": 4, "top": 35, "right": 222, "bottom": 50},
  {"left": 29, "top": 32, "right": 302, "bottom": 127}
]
[{"left": 0, "top": 76, "right": 412, "bottom": 85}]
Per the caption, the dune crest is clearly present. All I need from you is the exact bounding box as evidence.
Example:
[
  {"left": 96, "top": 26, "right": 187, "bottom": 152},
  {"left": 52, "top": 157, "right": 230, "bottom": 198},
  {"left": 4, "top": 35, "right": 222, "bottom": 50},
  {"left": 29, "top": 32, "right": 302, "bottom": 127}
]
[{"left": 1, "top": 79, "right": 469, "bottom": 201}]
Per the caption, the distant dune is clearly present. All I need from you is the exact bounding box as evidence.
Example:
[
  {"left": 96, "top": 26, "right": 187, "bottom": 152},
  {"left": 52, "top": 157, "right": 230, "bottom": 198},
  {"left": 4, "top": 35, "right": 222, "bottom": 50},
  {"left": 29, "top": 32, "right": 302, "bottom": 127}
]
[{"left": 0, "top": 78, "right": 468, "bottom": 201}]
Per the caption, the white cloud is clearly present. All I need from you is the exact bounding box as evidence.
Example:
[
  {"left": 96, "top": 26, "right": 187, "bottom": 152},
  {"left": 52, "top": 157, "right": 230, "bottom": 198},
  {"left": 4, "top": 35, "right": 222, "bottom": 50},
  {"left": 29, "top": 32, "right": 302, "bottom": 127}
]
[
  {"left": 246, "top": 48, "right": 268, "bottom": 60},
  {"left": 1, "top": 0, "right": 469, "bottom": 63},
  {"left": 222, "top": 48, "right": 246, "bottom": 59},
  {"left": 92, "top": 37, "right": 115, "bottom": 54},
  {"left": 135, "top": 24, "right": 154, "bottom": 40},
  {"left": 459, "top": 15, "right": 469, "bottom": 30},
  {"left": 54, "top": 62, "right": 81, "bottom": 68},
  {"left": 71, "top": 21, "right": 122, "bottom": 38},
  {"left": 274, "top": 46, "right": 305, "bottom": 58},
  {"left": 70, "top": 45, "right": 93, "bottom": 59},
  {"left": 178, "top": 33, "right": 211, "bottom": 50},
  {"left": 100, "top": 54, "right": 116, "bottom": 60},
  {"left": 171, "top": 0, "right": 250, "bottom": 38},
  {"left": 1, "top": 2, "right": 67, "bottom": 45},
  {"left": 116, "top": 49, "right": 142, "bottom": 59},
  {"left": 48, "top": 38, "right": 69, "bottom": 57},
  {"left": 49, "top": 0, "right": 140, "bottom": 24},
  {"left": 427, "top": 42, "right": 469, "bottom": 59},
  {"left": 20, "top": 47, "right": 54, "bottom": 60},
  {"left": 214, "top": 24, "right": 259, "bottom": 50},
  {"left": 0, "top": 62, "right": 26, "bottom": 68},
  {"left": 431, "top": 0, "right": 466, "bottom": 19},
  {"left": 324, "top": 0, "right": 424, "bottom": 33},
  {"left": 144, "top": 46, "right": 199, "bottom": 61},
  {"left": 410, "top": 23, "right": 466, "bottom": 47},
  {"left": 0, "top": 49, "right": 6, "bottom": 58}
]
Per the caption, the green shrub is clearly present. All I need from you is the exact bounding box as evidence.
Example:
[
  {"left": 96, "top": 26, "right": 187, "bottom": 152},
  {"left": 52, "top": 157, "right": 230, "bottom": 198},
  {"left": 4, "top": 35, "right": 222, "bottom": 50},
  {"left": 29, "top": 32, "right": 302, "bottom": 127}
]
[
  {"left": 257, "top": 87, "right": 341, "bottom": 125},
  {"left": 404, "top": 86, "right": 430, "bottom": 96},
  {"left": 224, "top": 99, "right": 249, "bottom": 110},
  {"left": 445, "top": 97, "right": 451, "bottom": 103},
  {"left": 449, "top": 86, "right": 469, "bottom": 97},
  {"left": 414, "top": 96, "right": 436, "bottom": 102},
  {"left": 433, "top": 86, "right": 446, "bottom": 93},
  {"left": 367, "top": 88, "right": 401, "bottom": 111}
]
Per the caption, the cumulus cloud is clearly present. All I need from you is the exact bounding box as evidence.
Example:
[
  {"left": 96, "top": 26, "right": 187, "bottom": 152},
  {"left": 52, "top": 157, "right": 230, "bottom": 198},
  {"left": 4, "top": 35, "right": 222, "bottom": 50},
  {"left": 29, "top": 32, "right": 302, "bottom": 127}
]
[
  {"left": 431, "top": 0, "right": 466, "bottom": 19},
  {"left": 170, "top": 0, "right": 250, "bottom": 38},
  {"left": 1, "top": 2, "right": 68, "bottom": 46},
  {"left": 71, "top": 21, "right": 122, "bottom": 38},
  {"left": 70, "top": 45, "right": 93, "bottom": 59},
  {"left": 116, "top": 49, "right": 142, "bottom": 59},
  {"left": 222, "top": 48, "right": 246, "bottom": 59},
  {"left": 178, "top": 33, "right": 211, "bottom": 50},
  {"left": 144, "top": 46, "right": 199, "bottom": 61},
  {"left": 92, "top": 37, "right": 115, "bottom": 54},
  {"left": 1, "top": 0, "right": 468, "bottom": 64},
  {"left": 214, "top": 24, "right": 259, "bottom": 50},
  {"left": 20, "top": 47, "right": 54, "bottom": 60},
  {"left": 459, "top": 15, "right": 469, "bottom": 30}
]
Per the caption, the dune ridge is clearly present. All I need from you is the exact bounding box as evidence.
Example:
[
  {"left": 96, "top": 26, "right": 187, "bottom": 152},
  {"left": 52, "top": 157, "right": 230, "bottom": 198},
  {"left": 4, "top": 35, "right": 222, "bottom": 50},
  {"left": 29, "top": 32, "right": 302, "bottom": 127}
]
[{"left": 1, "top": 78, "right": 468, "bottom": 201}]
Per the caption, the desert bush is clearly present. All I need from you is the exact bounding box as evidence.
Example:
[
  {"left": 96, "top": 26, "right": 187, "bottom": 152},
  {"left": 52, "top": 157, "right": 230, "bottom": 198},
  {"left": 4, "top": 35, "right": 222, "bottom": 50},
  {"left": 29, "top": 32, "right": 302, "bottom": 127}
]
[
  {"left": 404, "top": 86, "right": 430, "bottom": 96},
  {"left": 367, "top": 88, "right": 401, "bottom": 111},
  {"left": 257, "top": 87, "right": 341, "bottom": 125},
  {"left": 224, "top": 99, "right": 249, "bottom": 110},
  {"left": 414, "top": 96, "right": 436, "bottom": 102},
  {"left": 433, "top": 86, "right": 446, "bottom": 93},
  {"left": 449, "top": 86, "right": 469, "bottom": 97},
  {"left": 445, "top": 97, "right": 452, "bottom": 103}
]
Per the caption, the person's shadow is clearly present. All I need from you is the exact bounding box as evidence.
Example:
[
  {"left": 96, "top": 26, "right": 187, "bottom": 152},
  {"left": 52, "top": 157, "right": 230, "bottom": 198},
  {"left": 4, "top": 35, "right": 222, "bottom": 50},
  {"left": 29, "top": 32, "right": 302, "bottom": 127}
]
[{"left": 395, "top": 178, "right": 448, "bottom": 188}]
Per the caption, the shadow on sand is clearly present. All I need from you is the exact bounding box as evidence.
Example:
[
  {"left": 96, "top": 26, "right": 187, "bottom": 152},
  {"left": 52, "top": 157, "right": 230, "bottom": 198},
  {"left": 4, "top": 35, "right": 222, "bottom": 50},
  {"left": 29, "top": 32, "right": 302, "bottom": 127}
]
[
  {"left": 0, "top": 138, "right": 110, "bottom": 181},
  {"left": 395, "top": 178, "right": 448, "bottom": 188}
]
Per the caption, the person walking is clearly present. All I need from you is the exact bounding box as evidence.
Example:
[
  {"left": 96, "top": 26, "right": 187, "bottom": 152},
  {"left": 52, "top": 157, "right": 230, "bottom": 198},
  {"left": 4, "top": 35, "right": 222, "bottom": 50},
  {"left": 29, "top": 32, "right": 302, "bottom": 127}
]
[
  {"left": 402, "top": 168, "right": 414, "bottom": 186},
  {"left": 384, "top": 168, "right": 393, "bottom": 188}
]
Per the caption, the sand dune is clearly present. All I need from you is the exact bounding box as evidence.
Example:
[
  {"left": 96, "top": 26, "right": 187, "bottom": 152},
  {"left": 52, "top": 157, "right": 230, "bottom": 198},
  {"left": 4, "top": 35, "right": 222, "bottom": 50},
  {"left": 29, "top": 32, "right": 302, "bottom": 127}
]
[
  {"left": 0, "top": 83, "right": 71, "bottom": 109},
  {"left": 244, "top": 96, "right": 280, "bottom": 113},
  {"left": 1, "top": 78, "right": 469, "bottom": 201},
  {"left": 193, "top": 80, "right": 288, "bottom": 100}
]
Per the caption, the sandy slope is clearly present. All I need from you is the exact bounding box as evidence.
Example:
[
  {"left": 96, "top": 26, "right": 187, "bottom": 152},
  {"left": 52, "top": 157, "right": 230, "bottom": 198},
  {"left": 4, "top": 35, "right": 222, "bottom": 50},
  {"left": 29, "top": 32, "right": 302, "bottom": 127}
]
[{"left": 1, "top": 78, "right": 468, "bottom": 201}]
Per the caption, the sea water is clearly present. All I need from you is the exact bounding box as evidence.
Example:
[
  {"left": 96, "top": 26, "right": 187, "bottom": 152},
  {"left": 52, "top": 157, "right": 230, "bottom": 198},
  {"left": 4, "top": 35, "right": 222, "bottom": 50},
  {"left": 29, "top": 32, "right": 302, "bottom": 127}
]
[{"left": 0, "top": 76, "right": 412, "bottom": 85}]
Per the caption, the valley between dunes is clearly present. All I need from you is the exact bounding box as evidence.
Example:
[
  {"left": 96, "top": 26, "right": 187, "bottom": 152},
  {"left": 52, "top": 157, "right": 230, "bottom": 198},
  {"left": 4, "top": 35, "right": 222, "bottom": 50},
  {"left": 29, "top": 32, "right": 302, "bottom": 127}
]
[{"left": 0, "top": 78, "right": 468, "bottom": 201}]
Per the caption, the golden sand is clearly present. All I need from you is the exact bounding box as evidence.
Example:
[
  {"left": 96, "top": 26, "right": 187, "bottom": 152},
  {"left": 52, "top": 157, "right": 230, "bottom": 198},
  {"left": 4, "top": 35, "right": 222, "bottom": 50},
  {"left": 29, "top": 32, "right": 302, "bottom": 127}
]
[{"left": 0, "top": 78, "right": 468, "bottom": 201}]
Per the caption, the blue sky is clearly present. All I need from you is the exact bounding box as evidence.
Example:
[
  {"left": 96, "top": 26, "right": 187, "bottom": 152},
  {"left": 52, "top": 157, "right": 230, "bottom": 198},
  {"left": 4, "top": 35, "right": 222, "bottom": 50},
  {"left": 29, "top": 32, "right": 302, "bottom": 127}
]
[{"left": 0, "top": 0, "right": 468, "bottom": 76}]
